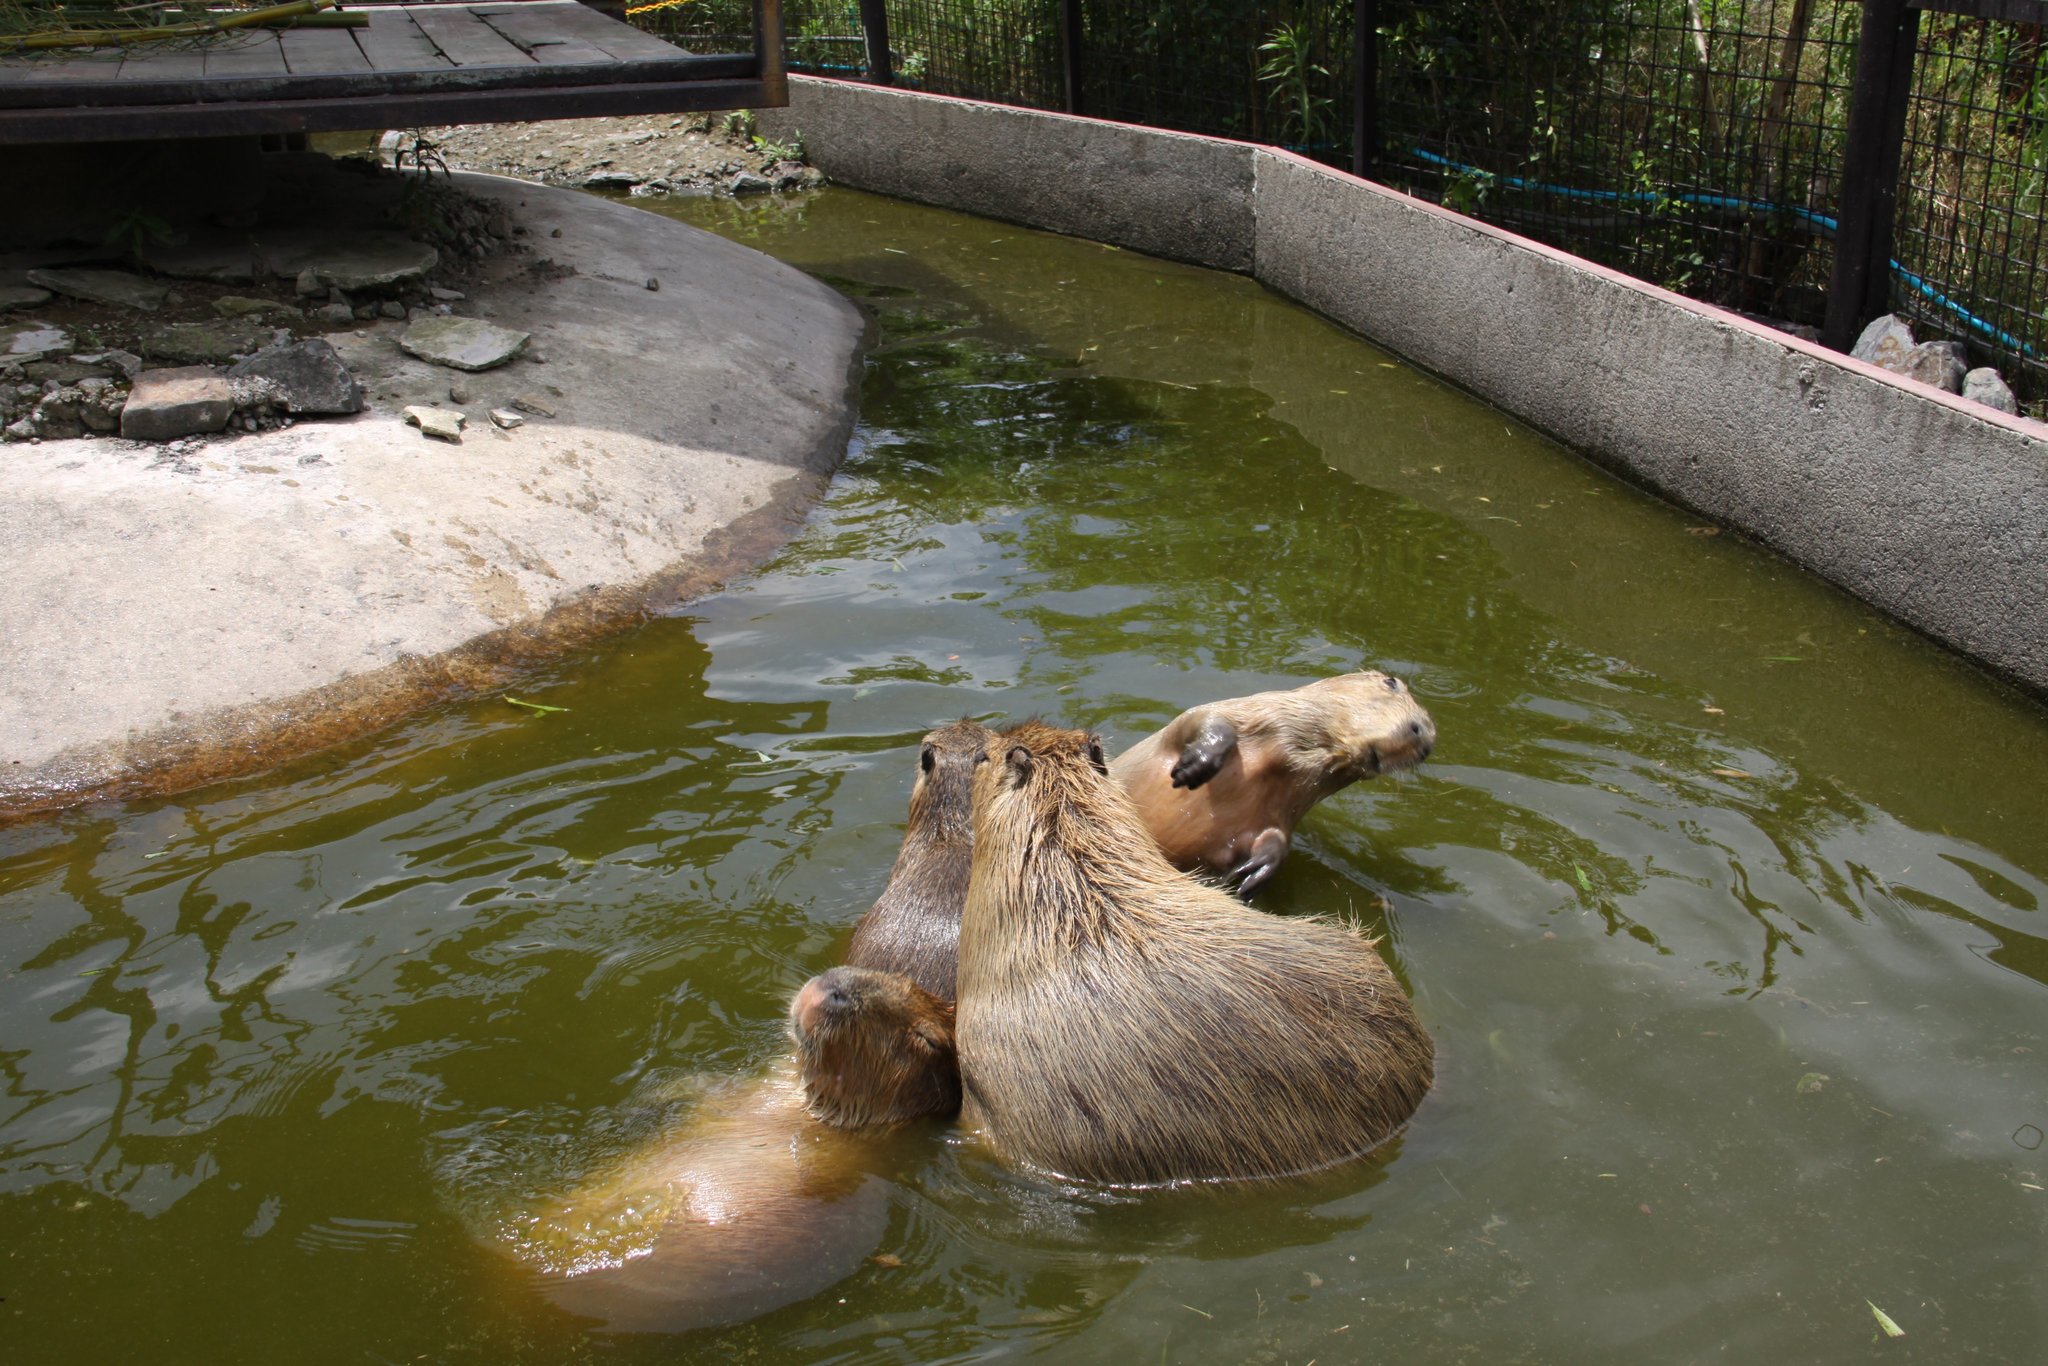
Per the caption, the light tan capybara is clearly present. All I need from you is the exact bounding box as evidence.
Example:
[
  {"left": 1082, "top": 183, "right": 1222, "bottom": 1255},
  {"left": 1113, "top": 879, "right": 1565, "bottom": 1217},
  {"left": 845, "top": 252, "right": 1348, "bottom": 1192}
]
[
  {"left": 844, "top": 719, "right": 991, "bottom": 1000},
  {"left": 1110, "top": 671, "right": 1436, "bottom": 896},
  {"left": 525, "top": 967, "right": 957, "bottom": 1333},
  {"left": 957, "top": 721, "right": 1433, "bottom": 1186}
]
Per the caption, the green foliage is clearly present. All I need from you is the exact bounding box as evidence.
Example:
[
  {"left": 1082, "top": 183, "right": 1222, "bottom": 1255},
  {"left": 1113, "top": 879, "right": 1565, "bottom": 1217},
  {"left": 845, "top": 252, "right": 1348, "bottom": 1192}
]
[
  {"left": 101, "top": 206, "right": 174, "bottom": 262},
  {"left": 1256, "top": 21, "right": 1335, "bottom": 149},
  {"left": 751, "top": 130, "right": 806, "bottom": 165}
]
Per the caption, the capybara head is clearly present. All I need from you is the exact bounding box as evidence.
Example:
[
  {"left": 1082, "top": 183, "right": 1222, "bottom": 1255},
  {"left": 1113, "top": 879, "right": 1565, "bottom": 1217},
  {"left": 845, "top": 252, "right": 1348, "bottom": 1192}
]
[
  {"left": 789, "top": 966, "right": 960, "bottom": 1129},
  {"left": 906, "top": 718, "right": 991, "bottom": 844},
  {"left": 1284, "top": 671, "right": 1436, "bottom": 781}
]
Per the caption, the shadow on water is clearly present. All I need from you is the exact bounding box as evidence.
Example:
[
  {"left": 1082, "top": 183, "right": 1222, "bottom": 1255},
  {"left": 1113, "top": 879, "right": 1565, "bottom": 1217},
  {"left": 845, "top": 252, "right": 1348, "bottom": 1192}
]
[{"left": 1, "top": 185, "right": 2045, "bottom": 1362}]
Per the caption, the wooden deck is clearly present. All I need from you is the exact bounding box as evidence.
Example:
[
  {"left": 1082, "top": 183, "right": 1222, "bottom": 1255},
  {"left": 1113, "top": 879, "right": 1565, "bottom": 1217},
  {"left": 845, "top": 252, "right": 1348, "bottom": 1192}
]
[{"left": 0, "top": 1, "right": 785, "bottom": 144}]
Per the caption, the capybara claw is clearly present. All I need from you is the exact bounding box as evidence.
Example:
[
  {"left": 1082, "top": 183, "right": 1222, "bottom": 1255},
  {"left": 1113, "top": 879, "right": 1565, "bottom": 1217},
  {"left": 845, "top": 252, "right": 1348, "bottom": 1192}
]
[{"left": 1169, "top": 714, "right": 1238, "bottom": 789}]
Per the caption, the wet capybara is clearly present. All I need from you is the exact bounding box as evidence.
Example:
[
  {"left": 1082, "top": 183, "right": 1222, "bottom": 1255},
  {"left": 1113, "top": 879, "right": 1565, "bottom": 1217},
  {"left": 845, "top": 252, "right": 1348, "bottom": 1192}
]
[
  {"left": 956, "top": 720, "right": 1433, "bottom": 1186},
  {"left": 524, "top": 968, "right": 957, "bottom": 1333},
  {"left": 1110, "top": 671, "right": 1436, "bottom": 896},
  {"left": 844, "top": 720, "right": 991, "bottom": 1000}
]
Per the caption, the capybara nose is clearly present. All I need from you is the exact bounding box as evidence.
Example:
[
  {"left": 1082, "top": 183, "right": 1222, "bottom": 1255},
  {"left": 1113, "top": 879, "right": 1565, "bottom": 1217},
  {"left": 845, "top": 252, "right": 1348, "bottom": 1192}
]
[{"left": 792, "top": 976, "right": 837, "bottom": 1037}]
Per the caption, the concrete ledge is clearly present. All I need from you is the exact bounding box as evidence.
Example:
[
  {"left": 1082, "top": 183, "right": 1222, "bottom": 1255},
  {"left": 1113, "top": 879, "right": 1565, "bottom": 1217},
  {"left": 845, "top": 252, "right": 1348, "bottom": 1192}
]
[
  {"left": 0, "top": 171, "right": 864, "bottom": 821},
  {"left": 766, "top": 76, "right": 2048, "bottom": 697},
  {"left": 758, "top": 78, "right": 1254, "bottom": 272}
]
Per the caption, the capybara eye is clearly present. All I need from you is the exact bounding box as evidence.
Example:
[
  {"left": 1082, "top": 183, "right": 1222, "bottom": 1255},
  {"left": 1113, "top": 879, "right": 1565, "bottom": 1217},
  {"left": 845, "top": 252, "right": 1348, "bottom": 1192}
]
[
  {"left": 1385, "top": 675, "right": 1404, "bottom": 692},
  {"left": 1086, "top": 738, "right": 1107, "bottom": 775},
  {"left": 920, "top": 745, "right": 935, "bottom": 773}
]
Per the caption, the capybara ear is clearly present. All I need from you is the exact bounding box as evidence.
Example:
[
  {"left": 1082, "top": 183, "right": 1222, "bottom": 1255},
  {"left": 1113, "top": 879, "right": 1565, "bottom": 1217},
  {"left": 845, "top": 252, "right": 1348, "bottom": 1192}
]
[
  {"left": 1085, "top": 735, "right": 1108, "bottom": 775},
  {"left": 920, "top": 743, "right": 935, "bottom": 774},
  {"left": 1005, "top": 744, "right": 1033, "bottom": 786},
  {"left": 909, "top": 1017, "right": 953, "bottom": 1057}
]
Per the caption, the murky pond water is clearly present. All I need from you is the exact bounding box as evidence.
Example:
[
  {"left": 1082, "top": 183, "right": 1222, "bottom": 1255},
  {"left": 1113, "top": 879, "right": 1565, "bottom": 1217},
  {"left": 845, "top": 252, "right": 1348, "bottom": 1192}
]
[{"left": 4, "top": 185, "right": 2046, "bottom": 1362}]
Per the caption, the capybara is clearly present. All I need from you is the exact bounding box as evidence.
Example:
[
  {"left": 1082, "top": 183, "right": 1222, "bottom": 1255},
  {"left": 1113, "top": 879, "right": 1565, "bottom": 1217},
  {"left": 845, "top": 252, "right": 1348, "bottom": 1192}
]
[
  {"left": 1110, "top": 671, "right": 1436, "bottom": 895},
  {"left": 524, "top": 967, "right": 957, "bottom": 1333},
  {"left": 844, "top": 720, "right": 991, "bottom": 999},
  {"left": 957, "top": 720, "right": 1433, "bottom": 1186}
]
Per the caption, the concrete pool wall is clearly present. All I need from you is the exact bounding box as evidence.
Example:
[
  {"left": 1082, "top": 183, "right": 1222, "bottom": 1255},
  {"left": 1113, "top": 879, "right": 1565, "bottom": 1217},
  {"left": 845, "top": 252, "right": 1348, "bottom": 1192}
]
[{"left": 759, "top": 76, "right": 2048, "bottom": 699}]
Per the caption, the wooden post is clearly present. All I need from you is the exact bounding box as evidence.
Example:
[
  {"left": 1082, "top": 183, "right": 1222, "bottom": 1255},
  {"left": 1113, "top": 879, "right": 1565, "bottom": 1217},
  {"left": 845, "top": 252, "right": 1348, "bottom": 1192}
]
[
  {"left": 1060, "top": 0, "right": 1083, "bottom": 115},
  {"left": 857, "top": 0, "right": 892, "bottom": 85},
  {"left": 1822, "top": 0, "right": 1922, "bottom": 352},
  {"left": 1351, "top": 0, "right": 1376, "bottom": 177},
  {"left": 754, "top": 0, "right": 787, "bottom": 104}
]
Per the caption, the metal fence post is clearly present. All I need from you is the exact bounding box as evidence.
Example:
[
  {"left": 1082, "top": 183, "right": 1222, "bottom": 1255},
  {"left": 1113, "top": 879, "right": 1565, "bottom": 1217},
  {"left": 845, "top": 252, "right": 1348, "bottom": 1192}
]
[
  {"left": 1351, "top": 0, "right": 1376, "bottom": 177},
  {"left": 858, "top": 0, "right": 893, "bottom": 86},
  {"left": 1821, "top": 0, "right": 1922, "bottom": 352},
  {"left": 1061, "top": 0, "right": 1083, "bottom": 115}
]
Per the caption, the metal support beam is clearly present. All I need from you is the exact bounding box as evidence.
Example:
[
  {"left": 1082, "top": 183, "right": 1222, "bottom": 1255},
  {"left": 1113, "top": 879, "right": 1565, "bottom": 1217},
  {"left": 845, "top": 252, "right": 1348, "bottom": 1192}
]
[
  {"left": 857, "top": 0, "right": 892, "bottom": 86},
  {"left": 1351, "top": 0, "right": 1376, "bottom": 178},
  {"left": 1822, "top": 0, "right": 1921, "bottom": 352}
]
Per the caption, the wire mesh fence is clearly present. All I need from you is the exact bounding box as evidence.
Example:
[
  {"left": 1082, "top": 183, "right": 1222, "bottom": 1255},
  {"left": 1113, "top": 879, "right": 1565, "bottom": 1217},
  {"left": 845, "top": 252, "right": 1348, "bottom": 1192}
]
[{"left": 627, "top": 0, "right": 2048, "bottom": 403}]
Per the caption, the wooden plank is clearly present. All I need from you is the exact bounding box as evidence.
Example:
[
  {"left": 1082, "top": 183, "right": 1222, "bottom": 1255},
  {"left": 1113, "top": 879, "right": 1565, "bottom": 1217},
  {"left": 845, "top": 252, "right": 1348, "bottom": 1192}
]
[
  {"left": 121, "top": 49, "right": 209, "bottom": 84},
  {"left": 471, "top": 2, "right": 696, "bottom": 62},
  {"left": 403, "top": 4, "right": 535, "bottom": 70},
  {"left": 475, "top": 8, "right": 615, "bottom": 67},
  {"left": 0, "top": 51, "right": 125, "bottom": 84},
  {"left": 203, "top": 32, "right": 290, "bottom": 79},
  {"left": 350, "top": 9, "right": 454, "bottom": 74},
  {"left": 0, "top": 75, "right": 784, "bottom": 145},
  {"left": 280, "top": 28, "right": 374, "bottom": 76}
]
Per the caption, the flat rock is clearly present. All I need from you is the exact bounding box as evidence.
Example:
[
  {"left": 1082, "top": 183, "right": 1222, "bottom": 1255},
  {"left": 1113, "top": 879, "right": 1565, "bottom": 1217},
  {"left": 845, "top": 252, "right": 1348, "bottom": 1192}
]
[
  {"left": 1850, "top": 314, "right": 1915, "bottom": 371},
  {"left": 0, "top": 284, "right": 52, "bottom": 312},
  {"left": 403, "top": 404, "right": 466, "bottom": 441},
  {"left": 214, "top": 295, "right": 303, "bottom": 321},
  {"left": 398, "top": 315, "right": 530, "bottom": 372},
  {"left": 24, "top": 359, "right": 113, "bottom": 386},
  {"left": 147, "top": 230, "right": 438, "bottom": 292},
  {"left": 142, "top": 320, "right": 271, "bottom": 366},
  {"left": 4, "top": 320, "right": 73, "bottom": 357},
  {"left": 25, "top": 267, "right": 171, "bottom": 312},
  {"left": 488, "top": 407, "right": 524, "bottom": 429},
  {"left": 1962, "top": 366, "right": 2019, "bottom": 414},
  {"left": 228, "top": 338, "right": 366, "bottom": 415},
  {"left": 121, "top": 366, "right": 234, "bottom": 441},
  {"left": 71, "top": 349, "right": 143, "bottom": 380}
]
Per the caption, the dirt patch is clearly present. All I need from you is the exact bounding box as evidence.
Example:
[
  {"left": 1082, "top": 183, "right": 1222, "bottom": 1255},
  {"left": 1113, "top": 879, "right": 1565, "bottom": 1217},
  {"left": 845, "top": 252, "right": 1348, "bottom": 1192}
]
[{"left": 414, "top": 111, "right": 819, "bottom": 198}]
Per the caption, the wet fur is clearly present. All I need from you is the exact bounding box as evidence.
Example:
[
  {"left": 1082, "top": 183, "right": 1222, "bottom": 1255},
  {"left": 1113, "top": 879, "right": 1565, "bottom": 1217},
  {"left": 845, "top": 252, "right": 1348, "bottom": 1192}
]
[
  {"left": 526, "top": 969, "right": 956, "bottom": 1333},
  {"left": 1110, "top": 672, "right": 1436, "bottom": 892},
  {"left": 958, "top": 721, "right": 1434, "bottom": 1186},
  {"left": 844, "top": 720, "right": 991, "bottom": 1000}
]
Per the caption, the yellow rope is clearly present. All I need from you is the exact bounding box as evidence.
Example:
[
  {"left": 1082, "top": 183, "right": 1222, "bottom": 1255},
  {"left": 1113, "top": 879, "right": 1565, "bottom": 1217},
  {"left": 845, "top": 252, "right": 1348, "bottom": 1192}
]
[
  {"left": 0, "top": 0, "right": 334, "bottom": 53},
  {"left": 623, "top": 0, "right": 693, "bottom": 16}
]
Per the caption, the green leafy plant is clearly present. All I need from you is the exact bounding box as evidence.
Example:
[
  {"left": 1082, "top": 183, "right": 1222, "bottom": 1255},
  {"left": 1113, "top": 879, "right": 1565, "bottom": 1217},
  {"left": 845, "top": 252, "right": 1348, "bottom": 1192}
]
[
  {"left": 751, "top": 130, "right": 806, "bottom": 165},
  {"left": 722, "top": 109, "right": 757, "bottom": 140},
  {"left": 102, "top": 206, "right": 175, "bottom": 262},
  {"left": 1256, "top": 21, "right": 1334, "bottom": 150}
]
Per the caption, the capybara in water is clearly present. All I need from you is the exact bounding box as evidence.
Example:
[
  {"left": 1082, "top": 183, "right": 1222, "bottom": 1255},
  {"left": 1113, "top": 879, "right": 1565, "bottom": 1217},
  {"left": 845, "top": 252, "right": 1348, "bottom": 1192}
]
[
  {"left": 1110, "top": 671, "right": 1436, "bottom": 896},
  {"left": 844, "top": 720, "right": 991, "bottom": 999},
  {"left": 957, "top": 721, "right": 1433, "bottom": 1186},
  {"left": 525, "top": 967, "right": 957, "bottom": 1333}
]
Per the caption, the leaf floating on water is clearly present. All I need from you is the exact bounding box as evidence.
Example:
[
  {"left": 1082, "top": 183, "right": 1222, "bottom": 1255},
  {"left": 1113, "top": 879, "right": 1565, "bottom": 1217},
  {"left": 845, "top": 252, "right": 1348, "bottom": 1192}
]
[
  {"left": 504, "top": 697, "right": 569, "bottom": 715},
  {"left": 871, "top": 1253, "right": 904, "bottom": 1268},
  {"left": 1867, "top": 1300, "right": 1905, "bottom": 1338},
  {"left": 1764, "top": 655, "right": 1803, "bottom": 663},
  {"left": 1796, "top": 1071, "right": 1830, "bottom": 1095},
  {"left": 1711, "top": 767, "right": 1752, "bottom": 779},
  {"left": 143, "top": 851, "right": 169, "bottom": 859},
  {"left": 1574, "top": 865, "right": 1594, "bottom": 893},
  {"left": 1702, "top": 705, "right": 1725, "bottom": 716},
  {"left": 77, "top": 968, "right": 108, "bottom": 977}
]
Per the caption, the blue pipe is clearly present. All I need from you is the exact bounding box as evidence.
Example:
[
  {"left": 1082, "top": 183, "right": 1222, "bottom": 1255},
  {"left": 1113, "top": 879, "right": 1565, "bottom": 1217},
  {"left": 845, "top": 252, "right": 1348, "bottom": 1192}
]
[{"left": 1408, "top": 148, "right": 2034, "bottom": 357}]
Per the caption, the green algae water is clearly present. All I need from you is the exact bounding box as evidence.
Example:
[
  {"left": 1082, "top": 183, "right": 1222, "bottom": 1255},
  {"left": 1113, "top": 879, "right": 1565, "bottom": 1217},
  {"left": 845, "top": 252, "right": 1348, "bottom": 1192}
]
[{"left": 4, "top": 186, "right": 2047, "bottom": 1362}]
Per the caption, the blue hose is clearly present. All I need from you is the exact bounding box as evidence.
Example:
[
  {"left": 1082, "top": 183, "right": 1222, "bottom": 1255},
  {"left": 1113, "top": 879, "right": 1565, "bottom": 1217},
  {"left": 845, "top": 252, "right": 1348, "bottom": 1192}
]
[{"left": 1408, "top": 148, "right": 2034, "bottom": 357}]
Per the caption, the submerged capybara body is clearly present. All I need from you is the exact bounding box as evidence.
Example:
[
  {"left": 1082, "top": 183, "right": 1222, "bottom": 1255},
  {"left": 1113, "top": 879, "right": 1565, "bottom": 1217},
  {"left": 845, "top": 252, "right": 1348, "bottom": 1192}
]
[
  {"left": 525, "top": 967, "right": 957, "bottom": 1333},
  {"left": 844, "top": 719, "right": 991, "bottom": 999},
  {"left": 1111, "top": 671, "right": 1436, "bottom": 895},
  {"left": 957, "top": 721, "right": 1433, "bottom": 1186}
]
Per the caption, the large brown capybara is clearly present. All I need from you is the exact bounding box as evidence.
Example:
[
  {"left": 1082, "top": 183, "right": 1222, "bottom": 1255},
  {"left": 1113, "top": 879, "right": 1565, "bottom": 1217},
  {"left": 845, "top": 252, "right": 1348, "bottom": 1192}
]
[
  {"left": 524, "top": 967, "right": 957, "bottom": 1333},
  {"left": 1110, "top": 671, "right": 1436, "bottom": 896},
  {"left": 844, "top": 719, "right": 991, "bottom": 1000},
  {"left": 957, "top": 721, "right": 1433, "bottom": 1187}
]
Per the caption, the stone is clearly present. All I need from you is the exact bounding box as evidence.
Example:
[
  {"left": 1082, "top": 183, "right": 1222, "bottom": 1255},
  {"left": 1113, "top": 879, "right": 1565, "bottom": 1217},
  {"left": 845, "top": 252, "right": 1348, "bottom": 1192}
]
[
  {"left": 0, "top": 284, "right": 52, "bottom": 312},
  {"left": 429, "top": 286, "right": 466, "bottom": 302},
  {"left": 1962, "top": 367, "right": 2019, "bottom": 415},
  {"left": 228, "top": 339, "right": 366, "bottom": 415},
  {"left": 403, "top": 404, "right": 466, "bottom": 441},
  {"left": 69, "top": 349, "right": 142, "bottom": 380},
  {"left": 314, "top": 302, "right": 356, "bottom": 326},
  {"left": 1900, "top": 340, "right": 1967, "bottom": 393},
  {"left": 142, "top": 320, "right": 271, "bottom": 366},
  {"left": 295, "top": 268, "right": 323, "bottom": 296},
  {"left": 378, "top": 300, "right": 407, "bottom": 320},
  {"left": 25, "top": 267, "right": 172, "bottom": 312},
  {"left": 510, "top": 392, "right": 556, "bottom": 418},
  {"left": 149, "top": 230, "right": 439, "bottom": 292},
  {"left": 645, "top": 277, "right": 660, "bottom": 292},
  {"left": 23, "top": 360, "right": 107, "bottom": 386},
  {"left": 730, "top": 171, "right": 774, "bottom": 196},
  {"left": 488, "top": 408, "right": 524, "bottom": 429},
  {"left": 213, "top": 295, "right": 301, "bottom": 321},
  {"left": 121, "top": 366, "right": 234, "bottom": 441},
  {"left": 1850, "top": 314, "right": 1915, "bottom": 372},
  {"left": 228, "top": 374, "right": 289, "bottom": 415},
  {"left": 397, "top": 315, "right": 530, "bottom": 372},
  {"left": 354, "top": 304, "right": 378, "bottom": 321},
  {"left": 447, "top": 382, "right": 474, "bottom": 404},
  {"left": 3, "top": 321, "right": 72, "bottom": 357},
  {"left": 583, "top": 171, "right": 640, "bottom": 190}
]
